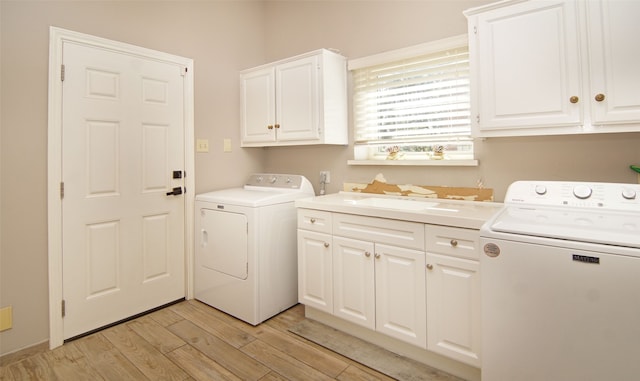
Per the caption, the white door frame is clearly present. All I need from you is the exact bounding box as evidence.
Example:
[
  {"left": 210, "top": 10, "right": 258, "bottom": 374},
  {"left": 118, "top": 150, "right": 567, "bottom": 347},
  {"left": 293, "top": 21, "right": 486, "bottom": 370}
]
[{"left": 47, "top": 27, "right": 195, "bottom": 349}]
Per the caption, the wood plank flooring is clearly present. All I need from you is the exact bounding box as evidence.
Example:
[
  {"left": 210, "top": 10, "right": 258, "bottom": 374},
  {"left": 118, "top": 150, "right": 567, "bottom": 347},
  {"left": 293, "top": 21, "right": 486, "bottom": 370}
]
[{"left": 0, "top": 301, "right": 397, "bottom": 381}]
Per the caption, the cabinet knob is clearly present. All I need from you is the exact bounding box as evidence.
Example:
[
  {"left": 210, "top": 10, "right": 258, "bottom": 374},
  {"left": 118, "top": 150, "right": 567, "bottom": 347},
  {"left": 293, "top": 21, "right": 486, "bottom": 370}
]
[
  {"left": 324, "top": 242, "right": 330, "bottom": 248},
  {"left": 267, "top": 125, "right": 274, "bottom": 130},
  {"left": 374, "top": 253, "right": 381, "bottom": 259},
  {"left": 569, "top": 96, "right": 579, "bottom": 104},
  {"left": 595, "top": 93, "right": 605, "bottom": 102},
  {"left": 426, "top": 264, "right": 433, "bottom": 270},
  {"left": 365, "top": 251, "right": 371, "bottom": 258},
  {"left": 274, "top": 124, "right": 280, "bottom": 129},
  {"left": 310, "top": 218, "right": 316, "bottom": 224},
  {"left": 450, "top": 239, "right": 458, "bottom": 247}
]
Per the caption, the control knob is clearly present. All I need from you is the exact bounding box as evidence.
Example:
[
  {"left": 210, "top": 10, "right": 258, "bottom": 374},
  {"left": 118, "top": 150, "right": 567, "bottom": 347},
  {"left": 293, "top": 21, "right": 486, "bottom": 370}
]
[
  {"left": 573, "top": 185, "right": 592, "bottom": 199},
  {"left": 269, "top": 176, "right": 278, "bottom": 184},
  {"left": 534, "top": 185, "right": 547, "bottom": 195},
  {"left": 622, "top": 188, "right": 637, "bottom": 200}
]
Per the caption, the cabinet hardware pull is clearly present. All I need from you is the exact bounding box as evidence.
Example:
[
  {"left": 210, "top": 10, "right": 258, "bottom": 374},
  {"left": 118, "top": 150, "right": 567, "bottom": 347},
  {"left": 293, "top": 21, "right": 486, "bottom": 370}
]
[
  {"left": 275, "top": 124, "right": 280, "bottom": 129},
  {"left": 595, "top": 93, "right": 605, "bottom": 102},
  {"left": 365, "top": 251, "right": 371, "bottom": 258},
  {"left": 427, "top": 264, "right": 433, "bottom": 270},
  {"left": 310, "top": 218, "right": 316, "bottom": 223},
  {"left": 267, "top": 125, "right": 274, "bottom": 130},
  {"left": 374, "top": 253, "right": 381, "bottom": 259},
  {"left": 569, "top": 96, "right": 579, "bottom": 104},
  {"left": 450, "top": 239, "right": 458, "bottom": 247},
  {"left": 324, "top": 242, "right": 329, "bottom": 248}
]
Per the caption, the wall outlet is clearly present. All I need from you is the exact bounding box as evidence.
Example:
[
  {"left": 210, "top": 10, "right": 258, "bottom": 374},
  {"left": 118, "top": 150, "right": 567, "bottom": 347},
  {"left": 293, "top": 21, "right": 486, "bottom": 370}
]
[
  {"left": 223, "top": 138, "right": 232, "bottom": 153},
  {"left": 0, "top": 306, "right": 12, "bottom": 331},
  {"left": 320, "top": 170, "right": 330, "bottom": 184}
]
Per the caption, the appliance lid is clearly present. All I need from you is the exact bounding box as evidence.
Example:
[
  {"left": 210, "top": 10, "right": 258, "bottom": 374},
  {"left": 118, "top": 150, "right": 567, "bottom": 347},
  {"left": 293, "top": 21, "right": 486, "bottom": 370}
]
[
  {"left": 487, "top": 206, "right": 640, "bottom": 249},
  {"left": 196, "top": 187, "right": 312, "bottom": 207},
  {"left": 195, "top": 174, "right": 315, "bottom": 207}
]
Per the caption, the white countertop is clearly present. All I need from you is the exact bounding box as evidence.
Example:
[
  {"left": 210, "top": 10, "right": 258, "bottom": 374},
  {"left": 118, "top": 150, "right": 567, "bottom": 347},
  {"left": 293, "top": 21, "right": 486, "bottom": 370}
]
[{"left": 295, "top": 192, "right": 503, "bottom": 230}]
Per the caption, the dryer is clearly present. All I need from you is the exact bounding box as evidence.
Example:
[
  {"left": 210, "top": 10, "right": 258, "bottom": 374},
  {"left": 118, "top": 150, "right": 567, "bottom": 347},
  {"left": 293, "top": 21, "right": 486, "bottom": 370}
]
[{"left": 194, "top": 174, "right": 314, "bottom": 325}]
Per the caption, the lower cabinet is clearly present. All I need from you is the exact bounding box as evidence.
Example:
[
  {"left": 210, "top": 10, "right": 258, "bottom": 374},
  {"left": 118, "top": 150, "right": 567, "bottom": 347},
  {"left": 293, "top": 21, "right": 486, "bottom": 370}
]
[
  {"left": 333, "top": 237, "right": 426, "bottom": 348},
  {"left": 297, "top": 229, "right": 333, "bottom": 313},
  {"left": 297, "top": 208, "right": 481, "bottom": 367},
  {"left": 426, "top": 253, "right": 481, "bottom": 367}
]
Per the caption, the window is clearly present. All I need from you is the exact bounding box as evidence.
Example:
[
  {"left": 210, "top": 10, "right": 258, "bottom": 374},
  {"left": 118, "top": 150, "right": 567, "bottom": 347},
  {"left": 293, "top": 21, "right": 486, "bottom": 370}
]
[{"left": 349, "top": 35, "right": 473, "bottom": 163}]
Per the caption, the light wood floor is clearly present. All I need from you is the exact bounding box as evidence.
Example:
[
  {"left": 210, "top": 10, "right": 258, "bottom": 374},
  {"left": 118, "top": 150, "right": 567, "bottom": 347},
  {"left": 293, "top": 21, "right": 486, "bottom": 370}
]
[{"left": 0, "top": 300, "right": 396, "bottom": 381}]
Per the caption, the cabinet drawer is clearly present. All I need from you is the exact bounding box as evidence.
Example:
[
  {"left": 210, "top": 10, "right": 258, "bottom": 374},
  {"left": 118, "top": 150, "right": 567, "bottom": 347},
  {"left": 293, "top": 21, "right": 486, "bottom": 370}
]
[
  {"left": 333, "top": 213, "right": 424, "bottom": 251},
  {"left": 425, "top": 225, "right": 479, "bottom": 260},
  {"left": 297, "top": 209, "right": 332, "bottom": 234}
]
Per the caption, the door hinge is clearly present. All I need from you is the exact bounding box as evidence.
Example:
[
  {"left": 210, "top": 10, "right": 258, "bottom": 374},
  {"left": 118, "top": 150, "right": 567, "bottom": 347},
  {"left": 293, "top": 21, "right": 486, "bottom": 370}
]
[
  {"left": 61, "top": 300, "right": 66, "bottom": 318},
  {"left": 476, "top": 114, "right": 480, "bottom": 124},
  {"left": 60, "top": 182, "right": 65, "bottom": 199},
  {"left": 473, "top": 25, "right": 478, "bottom": 35},
  {"left": 61, "top": 64, "right": 65, "bottom": 81},
  {"left": 181, "top": 67, "right": 187, "bottom": 76}
]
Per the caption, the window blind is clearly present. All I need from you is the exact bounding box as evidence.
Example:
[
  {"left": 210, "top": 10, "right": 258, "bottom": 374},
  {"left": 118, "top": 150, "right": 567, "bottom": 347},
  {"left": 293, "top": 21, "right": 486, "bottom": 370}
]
[{"left": 352, "top": 46, "right": 471, "bottom": 146}]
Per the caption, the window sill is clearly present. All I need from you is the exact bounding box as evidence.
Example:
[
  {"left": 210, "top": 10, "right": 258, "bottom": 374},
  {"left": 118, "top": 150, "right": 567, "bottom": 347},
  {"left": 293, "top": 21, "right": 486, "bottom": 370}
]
[{"left": 347, "top": 159, "right": 478, "bottom": 167}]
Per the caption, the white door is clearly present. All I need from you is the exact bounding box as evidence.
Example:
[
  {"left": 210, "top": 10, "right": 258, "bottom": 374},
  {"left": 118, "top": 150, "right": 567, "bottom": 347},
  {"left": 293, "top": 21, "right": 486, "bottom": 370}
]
[
  {"left": 332, "top": 236, "right": 375, "bottom": 330},
  {"left": 474, "top": 0, "right": 582, "bottom": 130},
  {"left": 426, "top": 253, "right": 481, "bottom": 367},
  {"left": 199, "top": 209, "right": 248, "bottom": 279},
  {"left": 61, "top": 41, "right": 186, "bottom": 339},
  {"left": 297, "top": 230, "right": 333, "bottom": 313},
  {"left": 587, "top": 0, "right": 640, "bottom": 125},
  {"left": 240, "top": 67, "right": 276, "bottom": 145},
  {"left": 375, "top": 244, "right": 426, "bottom": 349},
  {"left": 276, "top": 55, "right": 320, "bottom": 142}
]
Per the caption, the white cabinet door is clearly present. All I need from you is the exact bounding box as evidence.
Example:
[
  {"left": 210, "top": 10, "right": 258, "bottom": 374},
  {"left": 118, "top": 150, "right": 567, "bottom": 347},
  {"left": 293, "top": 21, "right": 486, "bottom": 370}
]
[
  {"left": 375, "top": 244, "right": 427, "bottom": 349},
  {"left": 332, "top": 236, "right": 375, "bottom": 329},
  {"left": 240, "top": 67, "right": 276, "bottom": 144},
  {"left": 276, "top": 55, "right": 320, "bottom": 142},
  {"left": 297, "top": 230, "right": 333, "bottom": 313},
  {"left": 426, "top": 253, "right": 481, "bottom": 367},
  {"left": 470, "top": 0, "right": 582, "bottom": 134},
  {"left": 587, "top": 0, "right": 640, "bottom": 126}
]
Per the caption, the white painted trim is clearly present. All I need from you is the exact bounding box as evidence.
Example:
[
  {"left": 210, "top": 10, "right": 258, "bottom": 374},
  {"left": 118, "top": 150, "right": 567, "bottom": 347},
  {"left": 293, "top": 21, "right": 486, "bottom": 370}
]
[
  {"left": 347, "top": 34, "right": 467, "bottom": 71},
  {"left": 47, "top": 27, "right": 195, "bottom": 349}
]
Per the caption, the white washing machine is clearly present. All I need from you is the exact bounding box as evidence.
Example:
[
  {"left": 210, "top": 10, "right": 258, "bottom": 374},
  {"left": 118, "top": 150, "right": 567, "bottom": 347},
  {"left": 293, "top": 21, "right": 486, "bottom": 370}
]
[{"left": 194, "top": 173, "right": 314, "bottom": 325}]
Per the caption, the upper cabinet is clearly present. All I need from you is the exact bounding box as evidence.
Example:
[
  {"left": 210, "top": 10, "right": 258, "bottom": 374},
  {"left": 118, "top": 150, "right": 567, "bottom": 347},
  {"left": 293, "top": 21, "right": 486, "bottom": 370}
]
[
  {"left": 465, "top": 0, "right": 640, "bottom": 137},
  {"left": 587, "top": 1, "right": 640, "bottom": 125},
  {"left": 240, "top": 49, "right": 348, "bottom": 147}
]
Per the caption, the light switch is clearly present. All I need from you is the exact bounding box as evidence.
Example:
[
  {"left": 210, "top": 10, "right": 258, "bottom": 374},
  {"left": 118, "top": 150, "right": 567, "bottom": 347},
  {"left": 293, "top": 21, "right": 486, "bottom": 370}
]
[
  {"left": 196, "top": 139, "right": 209, "bottom": 153},
  {"left": 223, "top": 138, "right": 232, "bottom": 153},
  {"left": 0, "top": 306, "right": 12, "bottom": 332}
]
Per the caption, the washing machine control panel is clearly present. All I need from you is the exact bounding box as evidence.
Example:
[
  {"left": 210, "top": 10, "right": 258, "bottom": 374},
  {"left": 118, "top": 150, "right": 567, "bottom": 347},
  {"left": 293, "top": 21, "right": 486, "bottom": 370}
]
[
  {"left": 504, "top": 181, "right": 640, "bottom": 212},
  {"left": 245, "top": 173, "right": 305, "bottom": 189}
]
